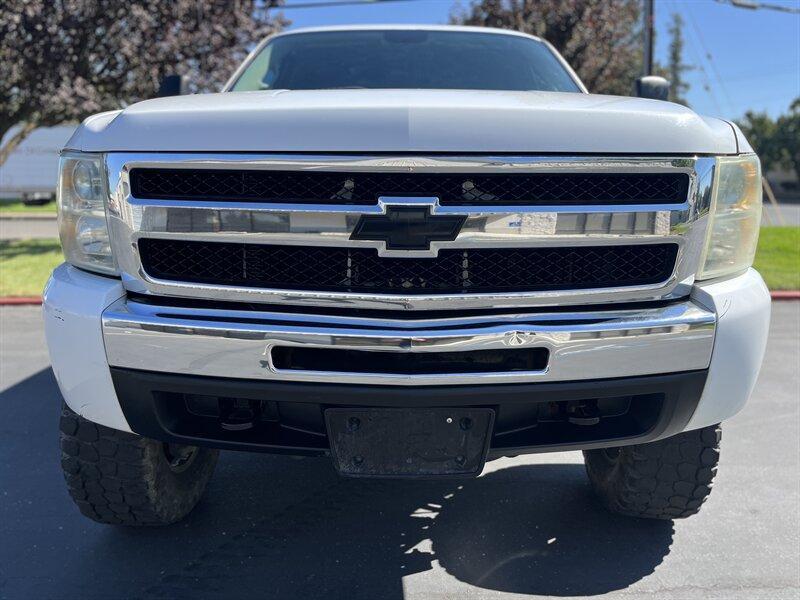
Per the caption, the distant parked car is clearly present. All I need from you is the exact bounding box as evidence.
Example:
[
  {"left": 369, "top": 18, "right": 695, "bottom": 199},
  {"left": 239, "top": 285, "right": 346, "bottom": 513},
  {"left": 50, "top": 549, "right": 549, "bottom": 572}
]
[{"left": 0, "top": 125, "right": 76, "bottom": 204}]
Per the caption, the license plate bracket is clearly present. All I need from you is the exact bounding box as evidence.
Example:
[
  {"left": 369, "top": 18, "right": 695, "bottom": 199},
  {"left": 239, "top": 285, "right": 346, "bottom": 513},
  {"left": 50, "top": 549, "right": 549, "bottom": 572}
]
[{"left": 325, "top": 407, "right": 494, "bottom": 478}]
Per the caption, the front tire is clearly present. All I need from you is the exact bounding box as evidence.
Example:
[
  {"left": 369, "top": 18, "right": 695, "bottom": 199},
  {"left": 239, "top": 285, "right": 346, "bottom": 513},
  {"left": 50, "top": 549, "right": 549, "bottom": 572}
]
[
  {"left": 583, "top": 425, "right": 721, "bottom": 520},
  {"left": 59, "top": 402, "right": 219, "bottom": 525}
]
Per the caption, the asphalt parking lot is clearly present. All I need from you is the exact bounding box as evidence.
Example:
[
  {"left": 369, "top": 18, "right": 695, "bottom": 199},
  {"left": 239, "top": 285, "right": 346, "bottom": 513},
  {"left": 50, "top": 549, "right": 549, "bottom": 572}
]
[{"left": 1, "top": 303, "right": 798, "bottom": 600}]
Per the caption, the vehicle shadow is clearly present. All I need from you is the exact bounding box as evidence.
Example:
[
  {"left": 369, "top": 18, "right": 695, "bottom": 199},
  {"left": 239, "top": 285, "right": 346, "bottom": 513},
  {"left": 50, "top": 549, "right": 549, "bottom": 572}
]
[
  {"left": 0, "top": 368, "right": 674, "bottom": 600},
  {"left": 127, "top": 456, "right": 674, "bottom": 599}
]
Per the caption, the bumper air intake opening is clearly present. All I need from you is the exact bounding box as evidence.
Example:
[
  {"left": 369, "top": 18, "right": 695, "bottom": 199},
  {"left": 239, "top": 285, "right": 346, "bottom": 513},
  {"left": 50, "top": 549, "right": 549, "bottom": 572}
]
[
  {"left": 270, "top": 346, "right": 550, "bottom": 375},
  {"left": 111, "top": 368, "right": 707, "bottom": 457},
  {"left": 162, "top": 391, "right": 660, "bottom": 452},
  {"left": 490, "top": 393, "right": 663, "bottom": 451}
]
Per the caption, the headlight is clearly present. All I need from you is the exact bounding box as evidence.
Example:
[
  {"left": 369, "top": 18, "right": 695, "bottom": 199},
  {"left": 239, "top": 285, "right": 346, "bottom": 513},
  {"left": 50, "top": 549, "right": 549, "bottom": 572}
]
[
  {"left": 57, "top": 153, "right": 117, "bottom": 274},
  {"left": 697, "top": 154, "right": 762, "bottom": 280}
]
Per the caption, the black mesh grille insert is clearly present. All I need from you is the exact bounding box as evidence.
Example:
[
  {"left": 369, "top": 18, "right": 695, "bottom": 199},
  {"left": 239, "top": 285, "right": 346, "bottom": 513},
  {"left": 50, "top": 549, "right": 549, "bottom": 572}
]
[
  {"left": 130, "top": 169, "right": 690, "bottom": 206},
  {"left": 138, "top": 240, "right": 678, "bottom": 294}
]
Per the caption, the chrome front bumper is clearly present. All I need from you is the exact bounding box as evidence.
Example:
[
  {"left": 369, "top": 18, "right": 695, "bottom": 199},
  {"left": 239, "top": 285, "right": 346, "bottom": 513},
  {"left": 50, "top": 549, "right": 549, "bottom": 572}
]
[{"left": 102, "top": 298, "right": 716, "bottom": 386}]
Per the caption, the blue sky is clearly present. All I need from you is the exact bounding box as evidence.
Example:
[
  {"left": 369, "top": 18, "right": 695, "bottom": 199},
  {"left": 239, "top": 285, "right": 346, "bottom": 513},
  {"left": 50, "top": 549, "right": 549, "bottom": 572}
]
[{"left": 278, "top": 0, "right": 800, "bottom": 120}]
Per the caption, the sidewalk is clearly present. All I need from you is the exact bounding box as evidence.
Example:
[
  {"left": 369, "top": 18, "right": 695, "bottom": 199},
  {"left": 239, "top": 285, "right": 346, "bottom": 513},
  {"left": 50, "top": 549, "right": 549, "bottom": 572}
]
[
  {"left": 763, "top": 202, "right": 800, "bottom": 226},
  {"left": 0, "top": 213, "right": 58, "bottom": 240}
]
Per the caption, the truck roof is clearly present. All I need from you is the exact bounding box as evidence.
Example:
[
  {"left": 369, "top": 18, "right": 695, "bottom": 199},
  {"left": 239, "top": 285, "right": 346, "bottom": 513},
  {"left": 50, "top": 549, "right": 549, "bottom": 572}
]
[{"left": 266, "top": 24, "right": 545, "bottom": 44}]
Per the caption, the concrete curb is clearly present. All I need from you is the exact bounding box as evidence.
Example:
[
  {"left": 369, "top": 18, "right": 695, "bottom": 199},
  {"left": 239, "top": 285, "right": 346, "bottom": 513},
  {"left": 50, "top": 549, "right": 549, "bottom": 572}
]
[
  {"left": 2, "top": 291, "right": 799, "bottom": 307},
  {"left": 0, "top": 213, "right": 57, "bottom": 221}
]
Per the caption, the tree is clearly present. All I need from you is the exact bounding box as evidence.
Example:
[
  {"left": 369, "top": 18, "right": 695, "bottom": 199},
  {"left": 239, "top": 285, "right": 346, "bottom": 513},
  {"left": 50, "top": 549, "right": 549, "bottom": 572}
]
[
  {"left": 736, "top": 110, "right": 782, "bottom": 173},
  {"left": 737, "top": 98, "right": 800, "bottom": 181},
  {"left": 0, "top": 1, "right": 285, "bottom": 166},
  {"left": 775, "top": 98, "right": 800, "bottom": 182},
  {"left": 666, "top": 13, "right": 692, "bottom": 105},
  {"left": 736, "top": 98, "right": 800, "bottom": 181},
  {"left": 451, "top": 0, "right": 643, "bottom": 96}
]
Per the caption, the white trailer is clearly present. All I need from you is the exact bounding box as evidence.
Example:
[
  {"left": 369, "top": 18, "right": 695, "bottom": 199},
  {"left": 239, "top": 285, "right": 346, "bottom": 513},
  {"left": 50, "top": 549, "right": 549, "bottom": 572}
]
[{"left": 0, "top": 125, "right": 76, "bottom": 203}]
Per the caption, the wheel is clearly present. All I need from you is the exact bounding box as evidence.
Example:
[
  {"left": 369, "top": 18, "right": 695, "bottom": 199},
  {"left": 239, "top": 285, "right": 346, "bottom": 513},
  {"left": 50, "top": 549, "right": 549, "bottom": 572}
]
[
  {"left": 59, "top": 402, "right": 219, "bottom": 525},
  {"left": 21, "top": 193, "right": 54, "bottom": 206},
  {"left": 583, "top": 425, "right": 721, "bottom": 520}
]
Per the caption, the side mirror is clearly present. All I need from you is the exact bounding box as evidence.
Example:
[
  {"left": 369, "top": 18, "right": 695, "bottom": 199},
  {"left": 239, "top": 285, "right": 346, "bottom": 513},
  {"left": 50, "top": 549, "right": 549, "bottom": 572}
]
[
  {"left": 157, "top": 74, "right": 188, "bottom": 98},
  {"left": 635, "top": 76, "right": 670, "bottom": 101}
]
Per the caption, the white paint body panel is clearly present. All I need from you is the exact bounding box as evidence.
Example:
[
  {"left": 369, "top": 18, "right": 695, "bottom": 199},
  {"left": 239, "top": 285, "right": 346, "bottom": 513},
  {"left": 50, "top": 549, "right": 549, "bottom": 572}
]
[
  {"left": 686, "top": 269, "right": 771, "bottom": 430},
  {"left": 43, "top": 264, "right": 130, "bottom": 432},
  {"left": 43, "top": 264, "right": 770, "bottom": 435},
  {"left": 65, "top": 89, "right": 737, "bottom": 155}
]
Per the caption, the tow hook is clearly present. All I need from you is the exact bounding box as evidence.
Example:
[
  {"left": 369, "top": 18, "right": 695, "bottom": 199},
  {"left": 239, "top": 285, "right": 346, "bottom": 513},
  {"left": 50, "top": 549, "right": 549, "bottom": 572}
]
[
  {"left": 567, "top": 400, "right": 601, "bottom": 426},
  {"left": 219, "top": 398, "right": 260, "bottom": 431}
]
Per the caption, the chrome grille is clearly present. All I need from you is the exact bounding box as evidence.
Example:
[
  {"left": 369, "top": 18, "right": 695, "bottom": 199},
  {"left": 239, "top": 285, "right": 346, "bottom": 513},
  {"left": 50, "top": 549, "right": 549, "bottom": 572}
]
[{"left": 106, "top": 153, "right": 713, "bottom": 310}]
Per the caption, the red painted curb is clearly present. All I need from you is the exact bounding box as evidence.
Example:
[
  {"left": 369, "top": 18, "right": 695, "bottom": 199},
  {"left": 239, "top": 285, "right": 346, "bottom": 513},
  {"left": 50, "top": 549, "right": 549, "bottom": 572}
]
[
  {"left": 0, "top": 296, "right": 43, "bottom": 306},
  {"left": 1, "top": 292, "right": 799, "bottom": 306},
  {"left": 770, "top": 291, "right": 800, "bottom": 301}
]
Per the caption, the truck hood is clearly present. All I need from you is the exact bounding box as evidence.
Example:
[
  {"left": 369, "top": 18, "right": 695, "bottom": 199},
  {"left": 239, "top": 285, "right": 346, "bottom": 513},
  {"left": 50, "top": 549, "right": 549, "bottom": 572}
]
[{"left": 66, "top": 89, "right": 738, "bottom": 155}]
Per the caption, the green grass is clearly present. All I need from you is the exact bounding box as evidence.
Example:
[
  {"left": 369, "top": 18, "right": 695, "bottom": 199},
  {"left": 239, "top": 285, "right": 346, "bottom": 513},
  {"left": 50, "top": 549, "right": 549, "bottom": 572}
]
[
  {"left": 0, "top": 229, "right": 797, "bottom": 297},
  {"left": 0, "top": 198, "right": 57, "bottom": 213},
  {"left": 0, "top": 239, "right": 63, "bottom": 296},
  {"left": 754, "top": 226, "right": 800, "bottom": 291}
]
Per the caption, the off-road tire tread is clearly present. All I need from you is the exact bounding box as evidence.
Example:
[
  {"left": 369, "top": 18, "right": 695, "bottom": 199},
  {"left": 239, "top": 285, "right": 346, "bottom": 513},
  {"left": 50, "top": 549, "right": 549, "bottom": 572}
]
[
  {"left": 59, "top": 402, "right": 218, "bottom": 526},
  {"left": 583, "top": 425, "right": 721, "bottom": 520}
]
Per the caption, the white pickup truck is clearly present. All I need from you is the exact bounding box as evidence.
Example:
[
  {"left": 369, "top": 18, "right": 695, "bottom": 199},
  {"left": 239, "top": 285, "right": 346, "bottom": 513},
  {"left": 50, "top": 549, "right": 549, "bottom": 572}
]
[{"left": 44, "top": 25, "right": 770, "bottom": 526}]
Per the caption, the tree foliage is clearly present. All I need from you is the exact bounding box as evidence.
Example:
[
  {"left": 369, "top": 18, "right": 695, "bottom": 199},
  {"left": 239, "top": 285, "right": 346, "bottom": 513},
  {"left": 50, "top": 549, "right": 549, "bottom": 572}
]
[
  {"left": 737, "top": 110, "right": 780, "bottom": 172},
  {"left": 451, "top": 0, "right": 643, "bottom": 96},
  {"left": 737, "top": 98, "right": 800, "bottom": 181},
  {"left": 0, "top": 0, "right": 285, "bottom": 164}
]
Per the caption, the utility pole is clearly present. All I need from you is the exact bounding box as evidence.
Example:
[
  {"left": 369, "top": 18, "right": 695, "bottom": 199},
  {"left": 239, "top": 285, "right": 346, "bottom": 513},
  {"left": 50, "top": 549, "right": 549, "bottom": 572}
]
[{"left": 643, "top": 0, "right": 655, "bottom": 76}]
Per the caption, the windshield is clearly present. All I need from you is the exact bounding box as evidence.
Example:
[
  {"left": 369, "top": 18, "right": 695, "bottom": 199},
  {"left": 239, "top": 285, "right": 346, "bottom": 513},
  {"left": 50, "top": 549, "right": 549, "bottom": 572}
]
[{"left": 230, "top": 30, "right": 582, "bottom": 93}]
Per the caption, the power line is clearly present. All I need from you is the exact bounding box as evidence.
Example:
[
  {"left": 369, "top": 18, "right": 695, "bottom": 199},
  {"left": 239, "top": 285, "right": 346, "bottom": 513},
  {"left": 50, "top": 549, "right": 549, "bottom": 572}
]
[
  {"left": 664, "top": 0, "right": 724, "bottom": 114},
  {"left": 276, "top": 0, "right": 426, "bottom": 9},
  {"left": 725, "top": 65, "right": 800, "bottom": 81},
  {"left": 713, "top": 0, "right": 800, "bottom": 14},
  {"left": 684, "top": 2, "right": 735, "bottom": 114},
  {"left": 722, "top": 62, "right": 800, "bottom": 79}
]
